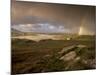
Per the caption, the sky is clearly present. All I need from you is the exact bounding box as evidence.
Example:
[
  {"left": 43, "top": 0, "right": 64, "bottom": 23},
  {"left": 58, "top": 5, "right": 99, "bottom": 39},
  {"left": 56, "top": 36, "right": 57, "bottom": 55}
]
[{"left": 11, "top": 1, "right": 96, "bottom": 35}]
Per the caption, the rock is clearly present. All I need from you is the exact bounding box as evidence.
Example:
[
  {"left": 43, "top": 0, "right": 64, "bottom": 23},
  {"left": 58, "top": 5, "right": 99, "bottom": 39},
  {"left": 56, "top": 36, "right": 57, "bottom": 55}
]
[
  {"left": 58, "top": 45, "right": 76, "bottom": 54},
  {"left": 77, "top": 44, "right": 87, "bottom": 48},
  {"left": 60, "top": 51, "right": 76, "bottom": 61},
  {"left": 82, "top": 59, "right": 96, "bottom": 68},
  {"left": 44, "top": 54, "right": 51, "bottom": 58},
  {"left": 74, "top": 57, "right": 81, "bottom": 62}
]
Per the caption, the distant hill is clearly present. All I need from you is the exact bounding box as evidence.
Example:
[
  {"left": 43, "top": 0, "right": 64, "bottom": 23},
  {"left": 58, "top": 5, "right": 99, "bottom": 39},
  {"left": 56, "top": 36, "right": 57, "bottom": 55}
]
[
  {"left": 11, "top": 28, "right": 24, "bottom": 36},
  {"left": 11, "top": 28, "right": 21, "bottom": 33},
  {"left": 11, "top": 28, "right": 38, "bottom": 36}
]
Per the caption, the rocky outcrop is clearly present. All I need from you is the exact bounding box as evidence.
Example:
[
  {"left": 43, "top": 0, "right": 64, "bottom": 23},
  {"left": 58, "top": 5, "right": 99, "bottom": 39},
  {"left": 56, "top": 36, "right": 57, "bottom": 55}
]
[
  {"left": 60, "top": 51, "right": 76, "bottom": 61},
  {"left": 58, "top": 44, "right": 96, "bottom": 70}
]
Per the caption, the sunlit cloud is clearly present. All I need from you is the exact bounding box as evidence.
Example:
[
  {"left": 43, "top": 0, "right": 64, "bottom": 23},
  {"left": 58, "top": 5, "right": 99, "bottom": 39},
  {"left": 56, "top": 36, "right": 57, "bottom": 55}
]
[{"left": 12, "top": 23, "right": 68, "bottom": 33}]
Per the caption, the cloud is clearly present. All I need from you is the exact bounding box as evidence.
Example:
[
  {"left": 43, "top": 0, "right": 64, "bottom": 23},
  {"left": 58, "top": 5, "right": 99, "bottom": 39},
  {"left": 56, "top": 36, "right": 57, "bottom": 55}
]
[{"left": 12, "top": 23, "right": 68, "bottom": 33}]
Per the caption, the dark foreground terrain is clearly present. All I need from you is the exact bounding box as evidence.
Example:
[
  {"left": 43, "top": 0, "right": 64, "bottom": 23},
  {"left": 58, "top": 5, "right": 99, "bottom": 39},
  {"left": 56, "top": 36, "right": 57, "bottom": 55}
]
[{"left": 11, "top": 35, "right": 96, "bottom": 74}]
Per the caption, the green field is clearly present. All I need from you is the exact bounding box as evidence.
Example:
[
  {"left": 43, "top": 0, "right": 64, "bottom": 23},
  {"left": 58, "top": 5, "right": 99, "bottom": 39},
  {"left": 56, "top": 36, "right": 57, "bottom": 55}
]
[{"left": 11, "top": 35, "right": 96, "bottom": 74}]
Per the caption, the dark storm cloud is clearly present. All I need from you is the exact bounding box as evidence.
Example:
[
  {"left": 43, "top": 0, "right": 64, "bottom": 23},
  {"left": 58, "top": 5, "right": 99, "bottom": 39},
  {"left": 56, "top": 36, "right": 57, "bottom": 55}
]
[{"left": 11, "top": 1, "right": 96, "bottom": 34}]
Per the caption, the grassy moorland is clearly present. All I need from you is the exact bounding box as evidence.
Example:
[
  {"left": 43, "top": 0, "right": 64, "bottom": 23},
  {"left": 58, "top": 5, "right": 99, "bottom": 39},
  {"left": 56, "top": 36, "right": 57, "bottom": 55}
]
[{"left": 11, "top": 35, "right": 96, "bottom": 74}]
